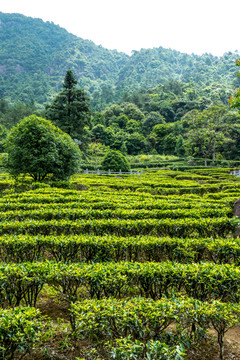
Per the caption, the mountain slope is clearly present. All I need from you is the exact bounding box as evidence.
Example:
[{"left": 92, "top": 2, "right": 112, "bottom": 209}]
[
  {"left": 0, "top": 12, "right": 128, "bottom": 105},
  {"left": 0, "top": 12, "right": 239, "bottom": 109},
  {"left": 116, "top": 47, "right": 240, "bottom": 95}
]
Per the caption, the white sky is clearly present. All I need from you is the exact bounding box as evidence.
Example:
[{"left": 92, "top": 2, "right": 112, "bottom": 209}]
[{"left": 1, "top": 0, "right": 239, "bottom": 56}]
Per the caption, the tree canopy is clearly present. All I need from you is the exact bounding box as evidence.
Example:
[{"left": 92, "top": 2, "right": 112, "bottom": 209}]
[
  {"left": 229, "top": 59, "right": 240, "bottom": 109},
  {"left": 184, "top": 106, "right": 234, "bottom": 166},
  {"left": 1, "top": 12, "right": 239, "bottom": 111},
  {"left": 45, "top": 70, "right": 91, "bottom": 150},
  {"left": 5, "top": 115, "right": 81, "bottom": 181}
]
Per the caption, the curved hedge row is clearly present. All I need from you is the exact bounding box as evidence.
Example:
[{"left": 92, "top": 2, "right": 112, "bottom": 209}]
[
  {"left": 71, "top": 297, "right": 240, "bottom": 359},
  {"left": 1, "top": 216, "right": 238, "bottom": 237},
  {"left": 0, "top": 206, "right": 232, "bottom": 222},
  {"left": 0, "top": 261, "right": 240, "bottom": 306},
  {"left": 0, "top": 234, "right": 240, "bottom": 264}
]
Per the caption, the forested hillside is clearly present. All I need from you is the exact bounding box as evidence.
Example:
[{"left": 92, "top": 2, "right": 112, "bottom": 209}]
[
  {"left": 0, "top": 12, "right": 128, "bottom": 106},
  {"left": 115, "top": 48, "right": 240, "bottom": 97},
  {"left": 1, "top": 12, "right": 240, "bottom": 167},
  {"left": 0, "top": 12, "right": 240, "bottom": 110}
]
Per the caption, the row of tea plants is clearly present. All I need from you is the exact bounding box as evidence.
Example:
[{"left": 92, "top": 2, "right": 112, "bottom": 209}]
[{"left": 0, "top": 168, "right": 240, "bottom": 359}]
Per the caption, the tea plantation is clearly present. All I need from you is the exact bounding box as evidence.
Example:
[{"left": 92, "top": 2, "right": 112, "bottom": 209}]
[{"left": 1, "top": 168, "right": 240, "bottom": 360}]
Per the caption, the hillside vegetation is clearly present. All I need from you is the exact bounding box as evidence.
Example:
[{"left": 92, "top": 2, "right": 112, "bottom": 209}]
[
  {"left": 1, "top": 12, "right": 240, "bottom": 168},
  {"left": 0, "top": 12, "right": 128, "bottom": 106},
  {"left": 0, "top": 12, "right": 239, "bottom": 110}
]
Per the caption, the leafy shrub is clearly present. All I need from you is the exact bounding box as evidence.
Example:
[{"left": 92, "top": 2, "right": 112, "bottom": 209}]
[
  {"left": 108, "top": 336, "right": 186, "bottom": 360},
  {"left": 0, "top": 307, "right": 45, "bottom": 359},
  {"left": 5, "top": 115, "right": 81, "bottom": 181},
  {"left": 101, "top": 150, "right": 130, "bottom": 172}
]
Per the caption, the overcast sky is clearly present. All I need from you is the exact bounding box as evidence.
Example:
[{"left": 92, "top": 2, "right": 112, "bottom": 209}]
[{"left": 1, "top": 0, "right": 239, "bottom": 56}]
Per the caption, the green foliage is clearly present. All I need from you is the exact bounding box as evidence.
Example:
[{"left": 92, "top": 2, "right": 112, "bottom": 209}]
[
  {"left": 0, "top": 99, "right": 37, "bottom": 129},
  {"left": 1, "top": 233, "right": 239, "bottom": 265},
  {"left": 87, "top": 142, "right": 110, "bottom": 169},
  {"left": 0, "top": 204, "right": 232, "bottom": 223},
  {"left": 150, "top": 123, "right": 177, "bottom": 154},
  {"left": 108, "top": 336, "right": 186, "bottom": 360},
  {"left": 175, "top": 135, "right": 185, "bottom": 156},
  {"left": 103, "top": 103, "right": 145, "bottom": 125},
  {"left": 91, "top": 124, "right": 114, "bottom": 146},
  {"left": 125, "top": 132, "right": 147, "bottom": 155},
  {"left": 101, "top": 150, "right": 130, "bottom": 172},
  {"left": 0, "top": 124, "right": 7, "bottom": 152},
  {"left": 71, "top": 297, "right": 240, "bottom": 359},
  {"left": 45, "top": 70, "right": 91, "bottom": 149},
  {"left": 0, "top": 210, "right": 237, "bottom": 238},
  {"left": 0, "top": 12, "right": 128, "bottom": 107},
  {"left": 117, "top": 49, "right": 238, "bottom": 101},
  {"left": 0, "top": 169, "right": 239, "bottom": 358},
  {"left": 229, "top": 59, "right": 240, "bottom": 109},
  {"left": 230, "top": 87, "right": 240, "bottom": 109},
  {"left": 1, "top": 259, "right": 240, "bottom": 305},
  {"left": 2, "top": 12, "right": 240, "bottom": 162},
  {"left": 0, "top": 307, "right": 45, "bottom": 359},
  {"left": 5, "top": 115, "right": 81, "bottom": 180},
  {"left": 0, "top": 12, "right": 239, "bottom": 115},
  {"left": 142, "top": 112, "right": 166, "bottom": 135},
  {"left": 184, "top": 106, "right": 233, "bottom": 165}
]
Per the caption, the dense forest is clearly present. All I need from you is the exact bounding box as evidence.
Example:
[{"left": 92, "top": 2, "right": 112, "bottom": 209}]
[
  {"left": 0, "top": 12, "right": 240, "bottom": 109},
  {"left": 1, "top": 12, "right": 240, "bottom": 167}
]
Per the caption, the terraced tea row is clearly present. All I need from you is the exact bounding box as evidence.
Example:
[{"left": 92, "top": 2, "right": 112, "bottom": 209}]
[
  {"left": 0, "top": 195, "right": 232, "bottom": 212},
  {"left": 2, "top": 297, "right": 239, "bottom": 360},
  {"left": 0, "top": 169, "right": 239, "bottom": 359},
  {"left": 0, "top": 206, "right": 232, "bottom": 221},
  {"left": 0, "top": 217, "right": 237, "bottom": 237},
  {"left": 71, "top": 297, "right": 240, "bottom": 359},
  {"left": 1, "top": 234, "right": 240, "bottom": 264},
  {"left": 0, "top": 261, "right": 240, "bottom": 307}
]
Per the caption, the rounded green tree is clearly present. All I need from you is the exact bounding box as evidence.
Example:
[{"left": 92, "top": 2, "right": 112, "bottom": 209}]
[
  {"left": 5, "top": 115, "right": 81, "bottom": 181},
  {"left": 101, "top": 150, "right": 130, "bottom": 172}
]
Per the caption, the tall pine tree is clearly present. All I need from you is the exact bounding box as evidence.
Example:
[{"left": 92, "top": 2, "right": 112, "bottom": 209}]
[{"left": 45, "top": 70, "right": 90, "bottom": 150}]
